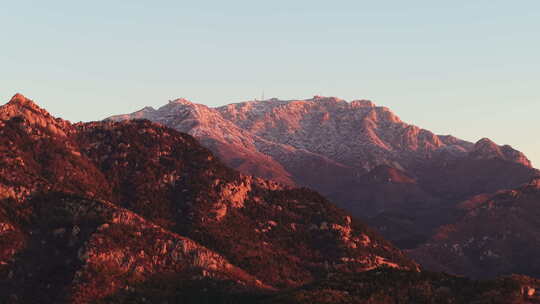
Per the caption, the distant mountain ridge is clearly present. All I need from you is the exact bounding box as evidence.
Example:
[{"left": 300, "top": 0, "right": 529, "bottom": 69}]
[
  {"left": 110, "top": 95, "right": 533, "bottom": 171},
  {"left": 109, "top": 95, "right": 540, "bottom": 280},
  {"left": 108, "top": 96, "right": 536, "bottom": 213}
]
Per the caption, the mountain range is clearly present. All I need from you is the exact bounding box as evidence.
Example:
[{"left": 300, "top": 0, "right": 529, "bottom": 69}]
[
  {"left": 1, "top": 93, "right": 539, "bottom": 303},
  {"left": 110, "top": 96, "right": 540, "bottom": 279},
  {"left": 0, "top": 94, "right": 418, "bottom": 303}
]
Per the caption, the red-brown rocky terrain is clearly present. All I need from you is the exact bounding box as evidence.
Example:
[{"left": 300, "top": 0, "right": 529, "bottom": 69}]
[
  {"left": 109, "top": 96, "right": 540, "bottom": 281},
  {"left": 2, "top": 93, "right": 539, "bottom": 303},
  {"left": 0, "top": 94, "right": 418, "bottom": 303}
]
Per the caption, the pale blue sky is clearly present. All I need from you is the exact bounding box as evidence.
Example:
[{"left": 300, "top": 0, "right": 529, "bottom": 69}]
[{"left": 1, "top": 1, "right": 539, "bottom": 166}]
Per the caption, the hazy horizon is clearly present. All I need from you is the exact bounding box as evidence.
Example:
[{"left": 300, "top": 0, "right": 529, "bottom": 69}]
[{"left": 1, "top": 1, "right": 538, "bottom": 166}]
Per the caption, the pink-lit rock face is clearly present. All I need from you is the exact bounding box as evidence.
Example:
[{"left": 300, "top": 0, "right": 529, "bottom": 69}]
[
  {"left": 112, "top": 96, "right": 456, "bottom": 176},
  {"left": 470, "top": 138, "right": 532, "bottom": 167},
  {"left": 110, "top": 96, "right": 533, "bottom": 177},
  {"left": 108, "top": 96, "right": 536, "bottom": 218},
  {"left": 0, "top": 93, "right": 73, "bottom": 137}
]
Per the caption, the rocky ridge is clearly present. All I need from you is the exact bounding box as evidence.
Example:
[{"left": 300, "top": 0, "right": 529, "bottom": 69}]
[
  {"left": 108, "top": 96, "right": 535, "bottom": 208},
  {"left": 108, "top": 95, "right": 540, "bottom": 281},
  {"left": 0, "top": 94, "right": 418, "bottom": 303}
]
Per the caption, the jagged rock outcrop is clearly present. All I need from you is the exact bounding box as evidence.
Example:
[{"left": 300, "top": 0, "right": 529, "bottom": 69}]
[
  {"left": 215, "top": 97, "right": 452, "bottom": 170},
  {"left": 0, "top": 193, "right": 266, "bottom": 303},
  {"left": 0, "top": 93, "right": 73, "bottom": 137},
  {"left": 108, "top": 99, "right": 296, "bottom": 185},
  {"left": 470, "top": 138, "right": 532, "bottom": 167}
]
